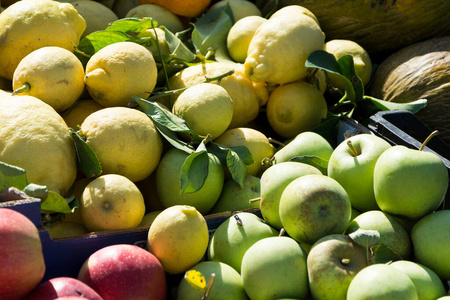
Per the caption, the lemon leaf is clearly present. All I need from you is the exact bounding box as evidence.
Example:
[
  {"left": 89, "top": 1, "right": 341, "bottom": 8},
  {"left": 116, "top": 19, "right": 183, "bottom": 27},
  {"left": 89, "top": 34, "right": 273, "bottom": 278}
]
[
  {"left": 184, "top": 270, "right": 207, "bottom": 292},
  {"left": 105, "top": 17, "right": 158, "bottom": 33},
  {"left": 364, "top": 96, "right": 428, "bottom": 114},
  {"left": 70, "top": 129, "right": 102, "bottom": 178},
  {"left": 40, "top": 191, "right": 73, "bottom": 214},
  {"left": 0, "top": 161, "right": 28, "bottom": 191},
  {"left": 180, "top": 150, "right": 209, "bottom": 194},
  {"left": 163, "top": 26, "right": 197, "bottom": 63},
  {"left": 23, "top": 183, "right": 48, "bottom": 201},
  {"left": 288, "top": 155, "right": 328, "bottom": 175},
  {"left": 337, "top": 55, "right": 364, "bottom": 102}
]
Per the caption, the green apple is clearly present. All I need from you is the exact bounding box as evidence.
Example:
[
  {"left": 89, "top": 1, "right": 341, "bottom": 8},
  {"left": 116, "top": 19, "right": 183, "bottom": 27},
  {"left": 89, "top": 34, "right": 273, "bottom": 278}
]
[
  {"left": 279, "top": 174, "right": 352, "bottom": 245},
  {"left": 347, "top": 264, "right": 418, "bottom": 299},
  {"left": 411, "top": 210, "right": 450, "bottom": 280},
  {"left": 209, "top": 174, "right": 261, "bottom": 214},
  {"left": 390, "top": 260, "right": 446, "bottom": 300},
  {"left": 307, "top": 234, "right": 368, "bottom": 300},
  {"left": 272, "top": 131, "right": 334, "bottom": 172},
  {"left": 207, "top": 212, "right": 278, "bottom": 273},
  {"left": 346, "top": 210, "right": 411, "bottom": 259},
  {"left": 241, "top": 236, "right": 309, "bottom": 300},
  {"left": 176, "top": 261, "right": 248, "bottom": 300},
  {"left": 260, "top": 161, "right": 322, "bottom": 229},
  {"left": 373, "top": 145, "right": 449, "bottom": 220},
  {"left": 327, "top": 133, "right": 391, "bottom": 212}
]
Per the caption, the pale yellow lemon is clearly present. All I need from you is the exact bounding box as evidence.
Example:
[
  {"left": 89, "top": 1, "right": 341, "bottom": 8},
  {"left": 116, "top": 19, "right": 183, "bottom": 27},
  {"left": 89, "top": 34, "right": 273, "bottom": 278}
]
[
  {"left": 136, "top": 27, "right": 171, "bottom": 58},
  {"left": 125, "top": 4, "right": 184, "bottom": 33},
  {"left": 45, "top": 221, "right": 89, "bottom": 239},
  {"left": 62, "top": 99, "right": 105, "bottom": 131},
  {"left": 140, "top": 210, "right": 162, "bottom": 226},
  {"left": 72, "top": 0, "right": 119, "bottom": 38}
]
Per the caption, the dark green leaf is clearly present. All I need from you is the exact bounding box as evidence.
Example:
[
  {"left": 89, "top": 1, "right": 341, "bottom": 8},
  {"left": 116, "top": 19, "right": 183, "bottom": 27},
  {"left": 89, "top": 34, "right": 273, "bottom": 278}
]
[
  {"left": 163, "top": 27, "right": 197, "bottom": 62},
  {"left": 288, "top": 155, "right": 328, "bottom": 175},
  {"left": 191, "top": 4, "right": 234, "bottom": 55},
  {"left": 337, "top": 55, "right": 364, "bottom": 101},
  {"left": 225, "top": 150, "right": 247, "bottom": 188},
  {"left": 40, "top": 191, "right": 73, "bottom": 214},
  {"left": 312, "top": 116, "right": 341, "bottom": 148},
  {"left": 306, "top": 50, "right": 342, "bottom": 75},
  {"left": 365, "top": 97, "right": 427, "bottom": 114},
  {"left": 23, "top": 183, "right": 49, "bottom": 200},
  {"left": 209, "top": 144, "right": 254, "bottom": 166},
  {"left": 370, "top": 244, "right": 403, "bottom": 264},
  {"left": 0, "top": 161, "right": 28, "bottom": 191},
  {"left": 180, "top": 150, "right": 209, "bottom": 194},
  {"left": 70, "top": 129, "right": 102, "bottom": 178}
]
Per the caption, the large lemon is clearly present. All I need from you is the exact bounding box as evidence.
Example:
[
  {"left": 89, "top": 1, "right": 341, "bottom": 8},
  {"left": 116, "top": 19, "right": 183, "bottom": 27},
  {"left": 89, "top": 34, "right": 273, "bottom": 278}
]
[
  {"left": 79, "top": 174, "right": 146, "bottom": 231},
  {"left": 0, "top": 93, "right": 77, "bottom": 196},
  {"left": 84, "top": 41, "right": 157, "bottom": 107},
  {"left": 12, "top": 46, "right": 85, "bottom": 113},
  {"left": 147, "top": 205, "right": 209, "bottom": 274},
  {"left": 0, "top": 0, "right": 86, "bottom": 79},
  {"left": 79, "top": 107, "right": 163, "bottom": 182}
]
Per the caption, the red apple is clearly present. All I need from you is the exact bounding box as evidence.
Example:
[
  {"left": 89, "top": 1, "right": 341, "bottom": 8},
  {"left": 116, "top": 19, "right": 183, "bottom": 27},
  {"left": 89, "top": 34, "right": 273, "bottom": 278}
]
[
  {"left": 77, "top": 244, "right": 167, "bottom": 300},
  {"left": 0, "top": 207, "right": 45, "bottom": 300},
  {"left": 55, "top": 297, "right": 91, "bottom": 300},
  {"left": 24, "top": 277, "right": 103, "bottom": 300}
]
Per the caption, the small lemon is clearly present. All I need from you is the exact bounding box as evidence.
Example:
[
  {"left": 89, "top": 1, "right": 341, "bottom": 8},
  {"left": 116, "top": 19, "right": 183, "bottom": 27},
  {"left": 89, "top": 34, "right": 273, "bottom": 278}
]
[
  {"left": 227, "top": 15, "right": 267, "bottom": 63},
  {"left": 125, "top": 4, "right": 184, "bottom": 33},
  {"left": 72, "top": 0, "right": 119, "bottom": 38},
  {"left": 138, "top": 0, "right": 211, "bottom": 18},
  {"left": 84, "top": 41, "right": 157, "bottom": 107},
  {"left": 172, "top": 83, "right": 234, "bottom": 140},
  {"left": 79, "top": 107, "right": 163, "bottom": 182},
  {"left": 324, "top": 39, "right": 373, "bottom": 90},
  {"left": 244, "top": 5, "right": 325, "bottom": 84},
  {"left": 62, "top": 99, "right": 105, "bottom": 131},
  {"left": 208, "top": 0, "right": 262, "bottom": 22},
  {"left": 0, "top": 0, "right": 86, "bottom": 79},
  {"left": 79, "top": 174, "right": 146, "bottom": 231},
  {"left": 266, "top": 81, "right": 328, "bottom": 139},
  {"left": 155, "top": 148, "right": 225, "bottom": 215},
  {"left": 45, "top": 221, "right": 89, "bottom": 239},
  {"left": 140, "top": 210, "right": 161, "bottom": 226},
  {"left": 168, "top": 62, "right": 268, "bottom": 128},
  {"left": 147, "top": 205, "right": 209, "bottom": 274},
  {"left": 136, "top": 27, "right": 171, "bottom": 58},
  {"left": 12, "top": 46, "right": 85, "bottom": 113},
  {"left": 0, "top": 93, "right": 77, "bottom": 196},
  {"left": 214, "top": 127, "right": 275, "bottom": 176}
]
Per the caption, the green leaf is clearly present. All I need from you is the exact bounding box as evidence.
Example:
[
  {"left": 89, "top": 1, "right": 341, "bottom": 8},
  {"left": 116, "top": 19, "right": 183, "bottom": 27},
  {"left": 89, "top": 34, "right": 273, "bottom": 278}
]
[
  {"left": 0, "top": 161, "right": 28, "bottom": 191},
  {"left": 105, "top": 17, "right": 158, "bottom": 33},
  {"left": 306, "top": 50, "right": 342, "bottom": 75},
  {"left": 191, "top": 3, "right": 234, "bottom": 55},
  {"left": 370, "top": 244, "right": 403, "bottom": 264},
  {"left": 70, "top": 129, "right": 102, "bottom": 178},
  {"left": 40, "top": 191, "right": 73, "bottom": 214},
  {"left": 163, "top": 27, "right": 197, "bottom": 62},
  {"left": 23, "top": 183, "right": 49, "bottom": 200},
  {"left": 180, "top": 149, "right": 209, "bottom": 194},
  {"left": 349, "top": 229, "right": 381, "bottom": 249},
  {"left": 364, "top": 96, "right": 428, "bottom": 114},
  {"left": 337, "top": 55, "right": 364, "bottom": 102},
  {"left": 312, "top": 116, "right": 341, "bottom": 148},
  {"left": 288, "top": 155, "right": 329, "bottom": 175}
]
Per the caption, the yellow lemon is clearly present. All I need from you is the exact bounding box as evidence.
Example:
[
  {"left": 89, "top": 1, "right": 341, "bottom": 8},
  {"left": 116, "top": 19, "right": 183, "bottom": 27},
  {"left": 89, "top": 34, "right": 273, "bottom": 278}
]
[
  {"left": 0, "top": 94, "right": 77, "bottom": 196},
  {"left": 45, "top": 221, "right": 89, "bottom": 239},
  {"left": 147, "top": 205, "right": 209, "bottom": 274},
  {"left": 79, "top": 174, "right": 145, "bottom": 231},
  {"left": 125, "top": 4, "right": 184, "bottom": 33},
  {"left": 208, "top": 0, "right": 262, "bottom": 22},
  {"left": 62, "top": 99, "right": 105, "bottom": 131},
  {"left": 12, "top": 46, "right": 85, "bottom": 113},
  {"left": 214, "top": 127, "right": 275, "bottom": 176},
  {"left": 84, "top": 41, "right": 157, "bottom": 107},
  {"left": 136, "top": 27, "right": 171, "bottom": 58},
  {"left": 0, "top": 0, "right": 86, "bottom": 80},
  {"left": 324, "top": 39, "right": 373, "bottom": 90},
  {"left": 172, "top": 83, "right": 234, "bottom": 139},
  {"left": 227, "top": 15, "right": 267, "bottom": 63},
  {"left": 79, "top": 106, "right": 163, "bottom": 182},
  {"left": 168, "top": 62, "right": 268, "bottom": 128},
  {"left": 270, "top": 4, "right": 320, "bottom": 26},
  {"left": 140, "top": 210, "right": 161, "bottom": 226},
  {"left": 266, "top": 81, "right": 328, "bottom": 139},
  {"left": 72, "top": 0, "right": 119, "bottom": 39},
  {"left": 138, "top": 0, "right": 211, "bottom": 18},
  {"left": 244, "top": 5, "right": 324, "bottom": 84}
]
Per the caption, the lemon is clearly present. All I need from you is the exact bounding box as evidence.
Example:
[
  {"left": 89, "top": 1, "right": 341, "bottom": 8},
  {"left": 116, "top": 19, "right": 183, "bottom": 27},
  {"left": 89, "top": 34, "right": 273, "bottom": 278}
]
[
  {"left": 270, "top": 4, "right": 320, "bottom": 26},
  {"left": 79, "top": 174, "right": 146, "bottom": 231},
  {"left": 0, "top": 0, "right": 86, "bottom": 80},
  {"left": 84, "top": 41, "right": 157, "bottom": 107},
  {"left": 147, "top": 205, "right": 209, "bottom": 274},
  {"left": 214, "top": 127, "right": 275, "bottom": 176},
  {"left": 12, "top": 46, "right": 85, "bottom": 113},
  {"left": 244, "top": 5, "right": 325, "bottom": 84},
  {"left": 62, "top": 99, "right": 104, "bottom": 130},
  {"left": 125, "top": 4, "right": 184, "bottom": 33},
  {"left": 136, "top": 27, "right": 171, "bottom": 58},
  {"left": 324, "top": 39, "right": 373, "bottom": 90},
  {"left": 155, "top": 148, "right": 224, "bottom": 214},
  {"left": 71, "top": 0, "right": 119, "bottom": 39},
  {"left": 138, "top": 0, "right": 211, "bottom": 18},
  {"left": 44, "top": 220, "right": 89, "bottom": 239},
  {"left": 140, "top": 210, "right": 161, "bottom": 226},
  {"left": 112, "top": 0, "right": 139, "bottom": 18},
  {"left": 79, "top": 106, "right": 163, "bottom": 182},
  {"left": 208, "top": 0, "right": 262, "bottom": 22},
  {"left": 172, "top": 83, "right": 234, "bottom": 139},
  {"left": 168, "top": 62, "right": 268, "bottom": 128},
  {"left": 0, "top": 93, "right": 77, "bottom": 196},
  {"left": 266, "top": 81, "right": 328, "bottom": 139},
  {"left": 227, "top": 15, "right": 267, "bottom": 63}
]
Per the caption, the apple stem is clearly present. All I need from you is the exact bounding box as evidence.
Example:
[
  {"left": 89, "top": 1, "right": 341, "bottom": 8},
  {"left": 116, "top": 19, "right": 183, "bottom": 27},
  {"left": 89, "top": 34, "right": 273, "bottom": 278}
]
[
  {"left": 419, "top": 130, "right": 439, "bottom": 151},
  {"left": 233, "top": 214, "right": 243, "bottom": 226},
  {"left": 249, "top": 197, "right": 261, "bottom": 204},
  {"left": 346, "top": 140, "right": 360, "bottom": 156},
  {"left": 268, "top": 137, "right": 286, "bottom": 148},
  {"left": 341, "top": 258, "right": 350, "bottom": 265},
  {"left": 201, "top": 273, "right": 216, "bottom": 300},
  {"left": 279, "top": 228, "right": 286, "bottom": 237}
]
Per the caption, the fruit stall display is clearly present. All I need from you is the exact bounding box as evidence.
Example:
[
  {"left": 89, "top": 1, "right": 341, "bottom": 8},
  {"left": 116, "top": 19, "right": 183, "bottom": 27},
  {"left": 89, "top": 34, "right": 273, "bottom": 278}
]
[{"left": 0, "top": 0, "right": 449, "bottom": 299}]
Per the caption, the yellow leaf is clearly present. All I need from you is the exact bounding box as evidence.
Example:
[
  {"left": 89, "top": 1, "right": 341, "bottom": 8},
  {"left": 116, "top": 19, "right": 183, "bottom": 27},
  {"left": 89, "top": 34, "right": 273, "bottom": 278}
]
[{"left": 184, "top": 269, "right": 206, "bottom": 291}]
